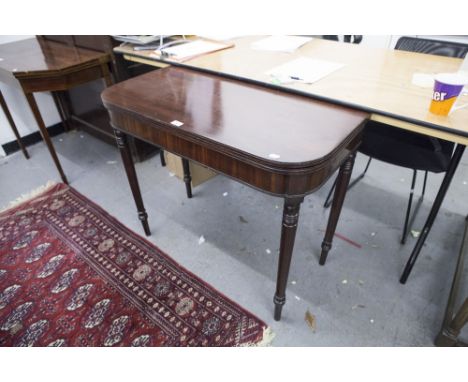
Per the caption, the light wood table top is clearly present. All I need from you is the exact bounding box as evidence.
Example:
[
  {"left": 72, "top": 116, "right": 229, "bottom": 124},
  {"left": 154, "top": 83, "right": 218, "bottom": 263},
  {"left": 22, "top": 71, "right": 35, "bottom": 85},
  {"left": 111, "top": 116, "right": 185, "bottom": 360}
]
[{"left": 115, "top": 36, "right": 468, "bottom": 145}]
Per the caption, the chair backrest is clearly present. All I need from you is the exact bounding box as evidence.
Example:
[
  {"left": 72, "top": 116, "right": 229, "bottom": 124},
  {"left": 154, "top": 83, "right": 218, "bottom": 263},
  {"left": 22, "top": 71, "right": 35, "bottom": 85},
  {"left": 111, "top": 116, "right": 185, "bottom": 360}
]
[
  {"left": 322, "top": 35, "right": 363, "bottom": 44},
  {"left": 395, "top": 36, "right": 468, "bottom": 58}
]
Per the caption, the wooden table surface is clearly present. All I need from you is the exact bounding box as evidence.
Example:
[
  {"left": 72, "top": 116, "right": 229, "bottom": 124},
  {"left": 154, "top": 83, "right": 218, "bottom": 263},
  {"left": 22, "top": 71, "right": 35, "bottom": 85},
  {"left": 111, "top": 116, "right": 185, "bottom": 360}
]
[
  {"left": 0, "top": 38, "right": 109, "bottom": 81},
  {"left": 103, "top": 67, "right": 367, "bottom": 169},
  {"left": 115, "top": 36, "right": 468, "bottom": 145}
]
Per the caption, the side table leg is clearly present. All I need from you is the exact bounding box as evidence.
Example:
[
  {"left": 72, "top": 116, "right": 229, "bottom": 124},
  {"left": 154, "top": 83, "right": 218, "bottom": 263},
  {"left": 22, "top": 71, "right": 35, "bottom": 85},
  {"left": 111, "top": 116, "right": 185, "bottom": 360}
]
[
  {"left": 24, "top": 92, "right": 68, "bottom": 184},
  {"left": 52, "top": 91, "right": 70, "bottom": 132},
  {"left": 181, "top": 158, "right": 193, "bottom": 199},
  {"left": 0, "top": 89, "right": 29, "bottom": 159},
  {"left": 101, "top": 62, "right": 113, "bottom": 87},
  {"left": 274, "top": 196, "right": 304, "bottom": 321},
  {"left": 114, "top": 129, "right": 151, "bottom": 236},
  {"left": 160, "top": 150, "right": 166, "bottom": 167},
  {"left": 320, "top": 152, "right": 356, "bottom": 265}
]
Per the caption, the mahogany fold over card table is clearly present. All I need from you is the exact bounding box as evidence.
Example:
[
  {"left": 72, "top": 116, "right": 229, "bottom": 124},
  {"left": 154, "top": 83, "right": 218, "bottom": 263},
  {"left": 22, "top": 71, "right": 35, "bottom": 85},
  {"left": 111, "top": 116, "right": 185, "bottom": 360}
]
[
  {"left": 0, "top": 37, "right": 113, "bottom": 183},
  {"left": 102, "top": 67, "right": 368, "bottom": 320}
]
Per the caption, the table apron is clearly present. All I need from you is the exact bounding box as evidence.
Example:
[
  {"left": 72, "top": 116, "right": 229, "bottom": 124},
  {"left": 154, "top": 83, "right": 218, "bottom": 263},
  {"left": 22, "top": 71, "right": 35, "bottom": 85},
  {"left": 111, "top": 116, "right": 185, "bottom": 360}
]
[
  {"left": 17, "top": 65, "right": 106, "bottom": 93},
  {"left": 108, "top": 110, "right": 361, "bottom": 197}
]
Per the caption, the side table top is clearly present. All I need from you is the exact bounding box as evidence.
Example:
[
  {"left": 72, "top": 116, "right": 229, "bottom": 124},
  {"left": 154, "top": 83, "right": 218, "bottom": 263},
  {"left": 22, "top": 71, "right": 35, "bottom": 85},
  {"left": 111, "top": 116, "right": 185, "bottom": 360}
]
[
  {"left": 102, "top": 66, "right": 368, "bottom": 168},
  {"left": 0, "top": 38, "right": 109, "bottom": 80}
]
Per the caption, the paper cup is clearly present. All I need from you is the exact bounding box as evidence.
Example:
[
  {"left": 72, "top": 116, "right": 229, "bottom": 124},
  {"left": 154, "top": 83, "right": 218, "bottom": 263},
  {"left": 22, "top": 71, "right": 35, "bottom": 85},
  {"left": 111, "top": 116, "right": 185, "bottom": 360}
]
[{"left": 429, "top": 73, "right": 468, "bottom": 116}]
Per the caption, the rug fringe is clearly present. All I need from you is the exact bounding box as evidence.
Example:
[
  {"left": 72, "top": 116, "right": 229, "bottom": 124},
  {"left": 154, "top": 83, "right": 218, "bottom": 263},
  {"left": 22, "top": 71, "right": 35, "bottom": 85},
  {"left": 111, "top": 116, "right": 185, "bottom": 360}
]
[
  {"left": 243, "top": 326, "right": 275, "bottom": 347},
  {"left": 0, "top": 181, "right": 57, "bottom": 214}
]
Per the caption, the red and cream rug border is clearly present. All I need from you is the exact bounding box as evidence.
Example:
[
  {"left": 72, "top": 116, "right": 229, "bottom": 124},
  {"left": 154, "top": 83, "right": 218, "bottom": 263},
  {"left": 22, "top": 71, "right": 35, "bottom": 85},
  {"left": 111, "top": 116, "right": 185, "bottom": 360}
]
[{"left": 1, "top": 181, "right": 274, "bottom": 346}]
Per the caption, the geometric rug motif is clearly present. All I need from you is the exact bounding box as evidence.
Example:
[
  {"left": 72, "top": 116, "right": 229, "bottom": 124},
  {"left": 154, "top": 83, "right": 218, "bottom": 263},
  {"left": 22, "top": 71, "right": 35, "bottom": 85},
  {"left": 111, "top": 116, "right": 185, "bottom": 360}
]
[{"left": 0, "top": 183, "right": 272, "bottom": 346}]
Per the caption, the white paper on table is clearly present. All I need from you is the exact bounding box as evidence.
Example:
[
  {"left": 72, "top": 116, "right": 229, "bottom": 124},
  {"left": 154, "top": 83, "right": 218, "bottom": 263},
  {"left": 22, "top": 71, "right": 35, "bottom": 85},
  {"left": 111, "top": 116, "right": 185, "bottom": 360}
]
[
  {"left": 412, "top": 73, "right": 435, "bottom": 88},
  {"left": 199, "top": 34, "right": 243, "bottom": 42},
  {"left": 158, "top": 40, "right": 229, "bottom": 60},
  {"left": 251, "top": 36, "right": 313, "bottom": 53},
  {"left": 266, "top": 57, "right": 345, "bottom": 84}
]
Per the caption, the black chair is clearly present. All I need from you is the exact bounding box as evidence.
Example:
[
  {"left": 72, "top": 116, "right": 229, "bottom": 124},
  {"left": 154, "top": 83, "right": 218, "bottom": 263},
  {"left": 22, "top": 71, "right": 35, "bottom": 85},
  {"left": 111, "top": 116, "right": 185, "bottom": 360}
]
[
  {"left": 322, "top": 36, "right": 468, "bottom": 281},
  {"left": 322, "top": 35, "right": 363, "bottom": 44}
]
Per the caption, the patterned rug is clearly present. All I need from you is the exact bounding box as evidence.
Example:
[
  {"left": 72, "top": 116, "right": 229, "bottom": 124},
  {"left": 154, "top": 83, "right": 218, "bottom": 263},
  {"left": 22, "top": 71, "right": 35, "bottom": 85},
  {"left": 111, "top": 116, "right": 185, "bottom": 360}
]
[{"left": 0, "top": 183, "right": 272, "bottom": 346}]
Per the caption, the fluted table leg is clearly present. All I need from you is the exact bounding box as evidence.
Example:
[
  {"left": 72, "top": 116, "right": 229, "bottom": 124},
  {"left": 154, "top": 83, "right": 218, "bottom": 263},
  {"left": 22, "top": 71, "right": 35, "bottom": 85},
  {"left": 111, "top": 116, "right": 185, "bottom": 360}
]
[
  {"left": 274, "top": 196, "right": 304, "bottom": 321},
  {"left": 320, "top": 153, "right": 356, "bottom": 265},
  {"left": 181, "top": 158, "right": 193, "bottom": 199}
]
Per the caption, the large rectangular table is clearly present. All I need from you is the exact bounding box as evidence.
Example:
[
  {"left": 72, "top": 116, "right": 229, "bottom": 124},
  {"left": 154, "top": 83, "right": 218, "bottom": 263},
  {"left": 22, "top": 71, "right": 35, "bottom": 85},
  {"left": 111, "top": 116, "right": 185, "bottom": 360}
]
[
  {"left": 115, "top": 36, "right": 468, "bottom": 283},
  {"left": 102, "top": 66, "right": 368, "bottom": 320}
]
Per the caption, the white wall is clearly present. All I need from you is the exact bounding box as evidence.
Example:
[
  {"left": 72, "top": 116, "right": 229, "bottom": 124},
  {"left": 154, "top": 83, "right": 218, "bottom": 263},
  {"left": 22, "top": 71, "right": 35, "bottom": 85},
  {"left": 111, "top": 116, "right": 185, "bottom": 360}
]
[
  {"left": 0, "top": 35, "right": 61, "bottom": 155},
  {"left": 360, "top": 35, "right": 405, "bottom": 49}
]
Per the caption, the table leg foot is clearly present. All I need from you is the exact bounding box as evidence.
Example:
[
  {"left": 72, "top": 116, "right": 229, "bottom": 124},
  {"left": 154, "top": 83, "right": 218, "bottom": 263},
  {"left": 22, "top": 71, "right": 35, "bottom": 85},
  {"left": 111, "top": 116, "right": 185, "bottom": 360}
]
[
  {"left": 138, "top": 211, "right": 151, "bottom": 236},
  {"left": 273, "top": 196, "right": 303, "bottom": 321},
  {"left": 273, "top": 295, "right": 285, "bottom": 321},
  {"left": 319, "top": 153, "right": 356, "bottom": 265},
  {"left": 435, "top": 328, "right": 458, "bottom": 347},
  {"left": 114, "top": 128, "right": 151, "bottom": 236}
]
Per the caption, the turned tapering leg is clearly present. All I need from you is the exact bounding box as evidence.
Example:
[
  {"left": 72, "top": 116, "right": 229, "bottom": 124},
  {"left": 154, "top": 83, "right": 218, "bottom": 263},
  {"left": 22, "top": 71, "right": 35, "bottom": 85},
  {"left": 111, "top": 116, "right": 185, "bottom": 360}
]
[
  {"left": 320, "top": 153, "right": 356, "bottom": 265},
  {"left": 274, "top": 196, "right": 304, "bottom": 321},
  {"left": 114, "top": 129, "right": 151, "bottom": 236},
  {"left": 0, "top": 89, "right": 29, "bottom": 159},
  {"left": 181, "top": 158, "right": 193, "bottom": 199},
  {"left": 24, "top": 91, "right": 68, "bottom": 184}
]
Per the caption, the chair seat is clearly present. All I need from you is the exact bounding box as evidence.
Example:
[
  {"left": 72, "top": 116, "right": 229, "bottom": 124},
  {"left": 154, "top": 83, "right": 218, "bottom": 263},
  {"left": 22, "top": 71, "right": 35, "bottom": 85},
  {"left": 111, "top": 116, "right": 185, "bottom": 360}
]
[{"left": 359, "top": 121, "right": 454, "bottom": 173}]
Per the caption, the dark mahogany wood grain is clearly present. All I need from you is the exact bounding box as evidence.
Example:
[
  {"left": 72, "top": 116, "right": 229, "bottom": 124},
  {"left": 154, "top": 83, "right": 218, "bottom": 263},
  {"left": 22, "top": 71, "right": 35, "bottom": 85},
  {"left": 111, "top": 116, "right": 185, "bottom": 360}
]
[
  {"left": 103, "top": 67, "right": 367, "bottom": 197},
  {"left": 0, "top": 38, "right": 109, "bottom": 78}
]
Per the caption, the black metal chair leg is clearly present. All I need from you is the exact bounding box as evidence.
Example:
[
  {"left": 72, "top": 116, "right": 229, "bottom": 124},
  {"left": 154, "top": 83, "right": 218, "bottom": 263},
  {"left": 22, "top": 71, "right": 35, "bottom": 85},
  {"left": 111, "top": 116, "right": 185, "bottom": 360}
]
[
  {"left": 402, "top": 170, "right": 430, "bottom": 245},
  {"left": 401, "top": 170, "right": 417, "bottom": 245},
  {"left": 182, "top": 158, "right": 193, "bottom": 199},
  {"left": 422, "top": 171, "right": 428, "bottom": 196},
  {"left": 324, "top": 156, "right": 372, "bottom": 208},
  {"left": 400, "top": 144, "right": 466, "bottom": 284}
]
